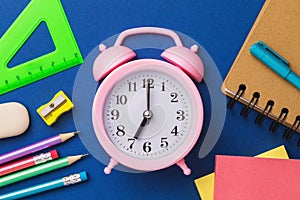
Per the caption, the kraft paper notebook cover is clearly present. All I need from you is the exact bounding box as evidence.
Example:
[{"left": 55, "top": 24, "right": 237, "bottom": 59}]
[
  {"left": 222, "top": 0, "right": 300, "bottom": 134},
  {"left": 214, "top": 155, "right": 300, "bottom": 200},
  {"left": 194, "top": 145, "right": 289, "bottom": 200}
]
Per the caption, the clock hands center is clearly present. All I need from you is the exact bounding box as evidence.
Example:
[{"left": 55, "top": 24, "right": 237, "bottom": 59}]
[{"left": 133, "top": 110, "right": 153, "bottom": 139}]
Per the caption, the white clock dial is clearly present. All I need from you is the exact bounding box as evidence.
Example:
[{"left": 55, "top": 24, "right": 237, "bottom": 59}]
[{"left": 103, "top": 70, "right": 193, "bottom": 160}]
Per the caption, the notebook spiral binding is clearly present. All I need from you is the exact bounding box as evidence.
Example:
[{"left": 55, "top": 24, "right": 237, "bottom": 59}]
[
  {"left": 255, "top": 100, "right": 274, "bottom": 126},
  {"left": 227, "top": 84, "right": 246, "bottom": 110},
  {"left": 227, "top": 84, "right": 300, "bottom": 145},
  {"left": 240, "top": 92, "right": 260, "bottom": 118}
]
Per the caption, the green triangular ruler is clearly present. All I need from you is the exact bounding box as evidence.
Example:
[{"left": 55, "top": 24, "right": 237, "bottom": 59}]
[{"left": 0, "top": 0, "right": 83, "bottom": 95}]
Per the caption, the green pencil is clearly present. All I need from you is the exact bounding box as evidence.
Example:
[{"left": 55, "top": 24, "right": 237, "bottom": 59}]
[{"left": 0, "top": 154, "right": 88, "bottom": 188}]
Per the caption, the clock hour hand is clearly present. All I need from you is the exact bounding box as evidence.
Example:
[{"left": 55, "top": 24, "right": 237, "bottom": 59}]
[
  {"left": 133, "top": 117, "right": 147, "bottom": 139},
  {"left": 134, "top": 110, "right": 153, "bottom": 139}
]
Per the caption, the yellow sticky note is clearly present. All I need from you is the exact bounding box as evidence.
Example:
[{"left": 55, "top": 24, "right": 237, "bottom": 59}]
[{"left": 194, "top": 145, "right": 289, "bottom": 200}]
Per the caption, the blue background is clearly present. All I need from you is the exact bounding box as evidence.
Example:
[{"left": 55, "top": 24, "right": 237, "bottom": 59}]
[{"left": 2, "top": 0, "right": 299, "bottom": 199}]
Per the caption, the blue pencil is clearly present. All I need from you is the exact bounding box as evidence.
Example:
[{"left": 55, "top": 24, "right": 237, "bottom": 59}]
[{"left": 0, "top": 171, "right": 88, "bottom": 200}]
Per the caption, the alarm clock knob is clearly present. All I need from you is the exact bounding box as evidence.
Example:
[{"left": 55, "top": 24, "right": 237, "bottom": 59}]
[
  {"left": 190, "top": 44, "right": 199, "bottom": 53},
  {"left": 99, "top": 44, "right": 107, "bottom": 52}
]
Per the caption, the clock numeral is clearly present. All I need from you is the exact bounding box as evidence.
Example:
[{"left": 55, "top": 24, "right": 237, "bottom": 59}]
[
  {"left": 128, "top": 82, "right": 137, "bottom": 92},
  {"left": 171, "top": 126, "right": 179, "bottom": 136},
  {"left": 116, "top": 125, "right": 125, "bottom": 136},
  {"left": 111, "top": 109, "right": 119, "bottom": 120},
  {"left": 142, "top": 78, "right": 154, "bottom": 88},
  {"left": 176, "top": 110, "right": 185, "bottom": 121},
  {"left": 127, "top": 138, "right": 136, "bottom": 149},
  {"left": 143, "top": 141, "right": 152, "bottom": 153},
  {"left": 116, "top": 95, "right": 127, "bottom": 105},
  {"left": 161, "top": 82, "right": 165, "bottom": 91},
  {"left": 160, "top": 137, "right": 168, "bottom": 148},
  {"left": 170, "top": 92, "right": 178, "bottom": 102}
]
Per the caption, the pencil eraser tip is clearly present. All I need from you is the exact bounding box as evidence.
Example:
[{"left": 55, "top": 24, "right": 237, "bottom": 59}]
[
  {"left": 79, "top": 171, "right": 88, "bottom": 181},
  {"left": 50, "top": 150, "right": 59, "bottom": 159}
]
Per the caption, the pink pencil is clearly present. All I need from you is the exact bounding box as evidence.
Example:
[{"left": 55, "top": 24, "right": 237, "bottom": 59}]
[{"left": 0, "top": 150, "right": 59, "bottom": 176}]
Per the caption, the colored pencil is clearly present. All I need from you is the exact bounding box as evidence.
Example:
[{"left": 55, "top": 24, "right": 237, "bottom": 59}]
[
  {"left": 0, "top": 154, "right": 88, "bottom": 188},
  {"left": 0, "top": 131, "right": 79, "bottom": 165},
  {"left": 0, "top": 150, "right": 59, "bottom": 177},
  {"left": 0, "top": 171, "right": 88, "bottom": 200}
]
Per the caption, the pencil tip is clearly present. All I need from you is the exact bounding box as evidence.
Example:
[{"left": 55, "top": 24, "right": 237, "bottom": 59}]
[
  {"left": 60, "top": 131, "right": 80, "bottom": 142},
  {"left": 74, "top": 131, "right": 80, "bottom": 135},
  {"left": 68, "top": 154, "right": 89, "bottom": 164},
  {"left": 81, "top": 154, "right": 89, "bottom": 158}
]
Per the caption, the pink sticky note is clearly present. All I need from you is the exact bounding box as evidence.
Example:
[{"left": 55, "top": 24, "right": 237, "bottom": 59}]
[{"left": 214, "top": 155, "right": 300, "bottom": 200}]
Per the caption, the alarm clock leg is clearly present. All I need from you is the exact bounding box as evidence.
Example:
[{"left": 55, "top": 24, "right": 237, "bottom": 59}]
[
  {"left": 176, "top": 159, "right": 191, "bottom": 176},
  {"left": 104, "top": 158, "right": 119, "bottom": 174}
]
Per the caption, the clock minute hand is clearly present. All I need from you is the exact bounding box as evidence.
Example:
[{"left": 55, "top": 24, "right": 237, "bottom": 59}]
[
  {"left": 133, "top": 117, "right": 148, "bottom": 139},
  {"left": 146, "top": 81, "right": 152, "bottom": 125},
  {"left": 147, "top": 81, "right": 150, "bottom": 111}
]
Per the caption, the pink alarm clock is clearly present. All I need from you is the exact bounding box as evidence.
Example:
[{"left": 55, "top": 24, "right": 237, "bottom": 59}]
[{"left": 92, "top": 27, "right": 204, "bottom": 175}]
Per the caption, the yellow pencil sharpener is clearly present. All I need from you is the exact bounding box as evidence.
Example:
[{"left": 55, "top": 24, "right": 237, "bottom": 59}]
[{"left": 37, "top": 91, "right": 74, "bottom": 126}]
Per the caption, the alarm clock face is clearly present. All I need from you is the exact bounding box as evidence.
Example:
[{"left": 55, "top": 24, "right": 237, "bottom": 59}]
[
  {"left": 93, "top": 59, "right": 203, "bottom": 171},
  {"left": 103, "top": 70, "right": 192, "bottom": 159}
]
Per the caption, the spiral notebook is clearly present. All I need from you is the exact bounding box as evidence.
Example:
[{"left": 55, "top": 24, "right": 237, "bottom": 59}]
[{"left": 222, "top": 0, "right": 300, "bottom": 137}]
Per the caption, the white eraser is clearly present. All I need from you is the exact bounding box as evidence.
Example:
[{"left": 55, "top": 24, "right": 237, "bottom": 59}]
[{"left": 0, "top": 102, "right": 30, "bottom": 139}]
